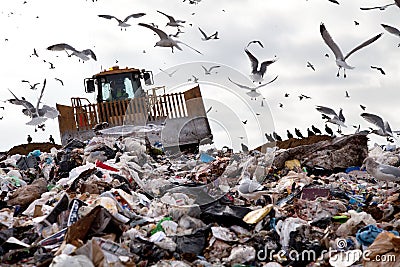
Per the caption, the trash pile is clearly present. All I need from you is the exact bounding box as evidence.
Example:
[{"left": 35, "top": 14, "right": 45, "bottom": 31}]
[{"left": 1, "top": 134, "right": 400, "bottom": 266}]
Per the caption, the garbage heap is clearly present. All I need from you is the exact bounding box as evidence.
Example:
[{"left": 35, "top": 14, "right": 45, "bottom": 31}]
[{"left": 1, "top": 133, "right": 400, "bottom": 267}]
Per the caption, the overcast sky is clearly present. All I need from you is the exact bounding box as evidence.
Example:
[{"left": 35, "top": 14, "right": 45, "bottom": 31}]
[{"left": 0, "top": 0, "right": 399, "bottom": 151}]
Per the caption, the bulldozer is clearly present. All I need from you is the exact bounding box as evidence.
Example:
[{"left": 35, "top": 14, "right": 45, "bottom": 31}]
[{"left": 56, "top": 66, "right": 213, "bottom": 151}]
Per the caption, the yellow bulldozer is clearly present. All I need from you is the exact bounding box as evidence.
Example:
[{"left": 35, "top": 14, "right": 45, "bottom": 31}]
[{"left": 56, "top": 66, "right": 213, "bottom": 150}]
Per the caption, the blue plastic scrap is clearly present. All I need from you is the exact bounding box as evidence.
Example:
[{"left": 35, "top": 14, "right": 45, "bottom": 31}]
[{"left": 356, "top": 224, "right": 399, "bottom": 246}]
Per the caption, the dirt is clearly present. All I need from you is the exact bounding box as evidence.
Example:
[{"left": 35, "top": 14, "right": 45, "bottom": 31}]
[{"left": 3, "top": 142, "right": 62, "bottom": 158}]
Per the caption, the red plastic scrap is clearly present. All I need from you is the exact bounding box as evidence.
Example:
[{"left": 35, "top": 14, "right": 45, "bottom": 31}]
[{"left": 95, "top": 160, "right": 119, "bottom": 172}]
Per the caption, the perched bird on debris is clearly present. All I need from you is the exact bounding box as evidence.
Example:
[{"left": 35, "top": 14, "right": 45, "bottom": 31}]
[
  {"left": 325, "top": 124, "right": 334, "bottom": 136},
  {"left": 320, "top": 23, "right": 383, "bottom": 78},
  {"left": 287, "top": 130, "right": 293, "bottom": 139},
  {"left": 47, "top": 43, "right": 97, "bottom": 62},
  {"left": 273, "top": 132, "right": 282, "bottom": 142},
  {"left": 265, "top": 133, "right": 275, "bottom": 142},
  {"left": 27, "top": 135, "right": 32, "bottom": 144},
  {"left": 312, "top": 125, "right": 322, "bottom": 135},
  {"left": 49, "top": 135, "right": 55, "bottom": 144},
  {"left": 295, "top": 128, "right": 304, "bottom": 139},
  {"left": 157, "top": 10, "right": 185, "bottom": 27},
  {"left": 98, "top": 13, "right": 146, "bottom": 30},
  {"left": 307, "top": 128, "right": 315, "bottom": 137},
  {"left": 241, "top": 143, "right": 249, "bottom": 153},
  {"left": 362, "top": 157, "right": 400, "bottom": 190},
  {"left": 245, "top": 48, "right": 277, "bottom": 84},
  {"left": 138, "top": 23, "right": 202, "bottom": 54}
]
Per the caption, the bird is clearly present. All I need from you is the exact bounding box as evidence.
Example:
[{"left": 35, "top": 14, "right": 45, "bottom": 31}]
[
  {"left": 192, "top": 75, "right": 199, "bottom": 83},
  {"left": 284, "top": 93, "right": 289, "bottom": 97},
  {"left": 49, "top": 135, "right": 55, "bottom": 144},
  {"left": 325, "top": 53, "right": 329, "bottom": 58},
  {"left": 47, "top": 43, "right": 97, "bottom": 61},
  {"left": 228, "top": 76, "right": 278, "bottom": 100},
  {"left": 312, "top": 125, "right": 322, "bottom": 135},
  {"left": 306, "top": 61, "right": 315, "bottom": 71},
  {"left": 265, "top": 133, "right": 275, "bottom": 142},
  {"left": 138, "top": 23, "right": 202, "bottom": 54},
  {"left": 157, "top": 10, "right": 185, "bottom": 27},
  {"left": 328, "top": 0, "right": 339, "bottom": 4},
  {"left": 27, "top": 135, "right": 32, "bottom": 144},
  {"left": 244, "top": 48, "right": 277, "bottom": 84},
  {"left": 354, "top": 21, "right": 360, "bottom": 26},
  {"left": 320, "top": 23, "right": 383, "bottom": 78},
  {"left": 31, "top": 48, "right": 39, "bottom": 57},
  {"left": 242, "top": 120, "right": 247, "bottom": 124},
  {"left": 21, "top": 80, "right": 40, "bottom": 90},
  {"left": 325, "top": 124, "right": 334, "bottom": 136},
  {"left": 360, "top": 0, "right": 400, "bottom": 11},
  {"left": 273, "top": 132, "right": 282, "bottom": 142},
  {"left": 360, "top": 105, "right": 366, "bottom": 110},
  {"left": 299, "top": 94, "right": 311, "bottom": 100},
  {"left": 370, "top": 66, "right": 385, "bottom": 75},
  {"left": 287, "top": 130, "right": 293, "bottom": 139},
  {"left": 169, "top": 28, "right": 185, "bottom": 38},
  {"left": 54, "top": 78, "right": 64, "bottom": 86},
  {"left": 159, "top": 68, "right": 179, "bottom": 77},
  {"left": 316, "top": 105, "right": 346, "bottom": 129},
  {"left": 381, "top": 24, "right": 400, "bottom": 47},
  {"left": 307, "top": 128, "right": 315, "bottom": 137},
  {"left": 202, "top": 65, "right": 220, "bottom": 75},
  {"left": 361, "top": 113, "right": 393, "bottom": 138},
  {"left": 279, "top": 103, "right": 283, "bottom": 108},
  {"left": 241, "top": 143, "right": 249, "bottom": 153},
  {"left": 198, "top": 27, "right": 219, "bottom": 40},
  {"left": 98, "top": 13, "right": 146, "bottom": 30},
  {"left": 362, "top": 157, "right": 400, "bottom": 190},
  {"left": 295, "top": 128, "right": 304, "bottom": 139},
  {"left": 247, "top": 40, "right": 264, "bottom": 48},
  {"left": 345, "top": 91, "right": 350, "bottom": 98}
]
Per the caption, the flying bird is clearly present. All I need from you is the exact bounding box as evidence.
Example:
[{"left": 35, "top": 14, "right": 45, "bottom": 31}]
[
  {"left": 370, "top": 66, "right": 385, "bottom": 75},
  {"left": 138, "top": 23, "right": 202, "bottom": 54},
  {"left": 54, "top": 78, "right": 64, "bottom": 86},
  {"left": 354, "top": 21, "right": 359, "bottom": 26},
  {"left": 320, "top": 23, "right": 383, "bottom": 78},
  {"left": 328, "top": 0, "right": 339, "bottom": 4},
  {"left": 279, "top": 103, "right": 283, "bottom": 108},
  {"left": 98, "top": 13, "right": 146, "bottom": 30},
  {"left": 202, "top": 65, "right": 220, "bottom": 75},
  {"left": 191, "top": 75, "right": 199, "bottom": 83},
  {"left": 169, "top": 28, "right": 184, "bottom": 38},
  {"left": 21, "top": 80, "right": 40, "bottom": 90},
  {"left": 247, "top": 40, "right": 264, "bottom": 48},
  {"left": 228, "top": 76, "right": 278, "bottom": 99},
  {"left": 381, "top": 24, "right": 400, "bottom": 47},
  {"left": 242, "top": 120, "right": 247, "bottom": 124},
  {"left": 360, "top": 105, "right": 366, "bottom": 110},
  {"left": 31, "top": 48, "right": 39, "bottom": 57},
  {"left": 157, "top": 10, "right": 185, "bottom": 27},
  {"left": 198, "top": 27, "right": 219, "bottom": 40},
  {"left": 245, "top": 48, "right": 277, "bottom": 84},
  {"left": 159, "top": 68, "right": 179, "bottom": 77},
  {"left": 345, "top": 91, "right": 350, "bottom": 98},
  {"left": 47, "top": 43, "right": 97, "bottom": 61},
  {"left": 360, "top": 0, "right": 400, "bottom": 11},
  {"left": 361, "top": 113, "right": 393, "bottom": 138},
  {"left": 316, "top": 105, "right": 346, "bottom": 129},
  {"left": 299, "top": 94, "right": 311, "bottom": 100},
  {"left": 284, "top": 93, "right": 289, "bottom": 97},
  {"left": 306, "top": 61, "right": 315, "bottom": 71}
]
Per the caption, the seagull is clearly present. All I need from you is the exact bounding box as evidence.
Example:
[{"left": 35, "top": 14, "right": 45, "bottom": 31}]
[
  {"left": 328, "top": 0, "right": 339, "bottom": 4},
  {"left": 198, "top": 27, "right": 219, "bottom": 40},
  {"left": 138, "top": 23, "right": 202, "bottom": 54},
  {"left": 345, "top": 91, "right": 350, "bottom": 98},
  {"left": 247, "top": 40, "right": 264, "bottom": 48},
  {"left": 354, "top": 21, "right": 360, "bottom": 26},
  {"left": 320, "top": 23, "right": 383, "bottom": 78},
  {"left": 27, "top": 135, "right": 32, "bottom": 144},
  {"left": 307, "top": 61, "right": 315, "bottom": 71},
  {"left": 31, "top": 48, "right": 39, "bottom": 57},
  {"left": 318, "top": 108, "right": 346, "bottom": 130},
  {"left": 295, "top": 128, "right": 304, "bottom": 139},
  {"left": 361, "top": 113, "right": 393, "bottom": 138},
  {"left": 362, "top": 157, "right": 400, "bottom": 190},
  {"left": 284, "top": 93, "right": 289, "bottom": 97},
  {"left": 169, "top": 28, "right": 184, "bottom": 38},
  {"left": 98, "top": 13, "right": 146, "bottom": 30},
  {"left": 287, "top": 130, "right": 293, "bottom": 139},
  {"left": 49, "top": 135, "right": 55, "bottom": 144},
  {"left": 21, "top": 80, "right": 40, "bottom": 90},
  {"left": 202, "top": 65, "right": 220, "bottom": 75},
  {"left": 157, "top": 10, "right": 185, "bottom": 27},
  {"left": 312, "top": 125, "right": 322, "bottom": 135},
  {"left": 360, "top": 0, "right": 400, "bottom": 11},
  {"left": 299, "top": 94, "right": 311, "bottom": 100},
  {"left": 47, "top": 43, "right": 97, "bottom": 61},
  {"left": 245, "top": 48, "right": 277, "bottom": 84},
  {"left": 192, "top": 75, "right": 199, "bottom": 83},
  {"left": 228, "top": 76, "right": 278, "bottom": 99},
  {"left": 370, "top": 66, "right": 385, "bottom": 75},
  {"left": 54, "top": 78, "right": 64, "bottom": 86},
  {"left": 360, "top": 105, "right": 366, "bottom": 110},
  {"left": 159, "top": 68, "right": 179, "bottom": 77},
  {"left": 242, "top": 120, "right": 247, "bottom": 124},
  {"left": 279, "top": 103, "right": 283, "bottom": 108},
  {"left": 381, "top": 24, "right": 400, "bottom": 47},
  {"left": 273, "top": 132, "right": 282, "bottom": 142}
]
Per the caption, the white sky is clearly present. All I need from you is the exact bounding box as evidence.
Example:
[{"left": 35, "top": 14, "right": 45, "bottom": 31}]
[{"left": 0, "top": 0, "right": 399, "bottom": 151}]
